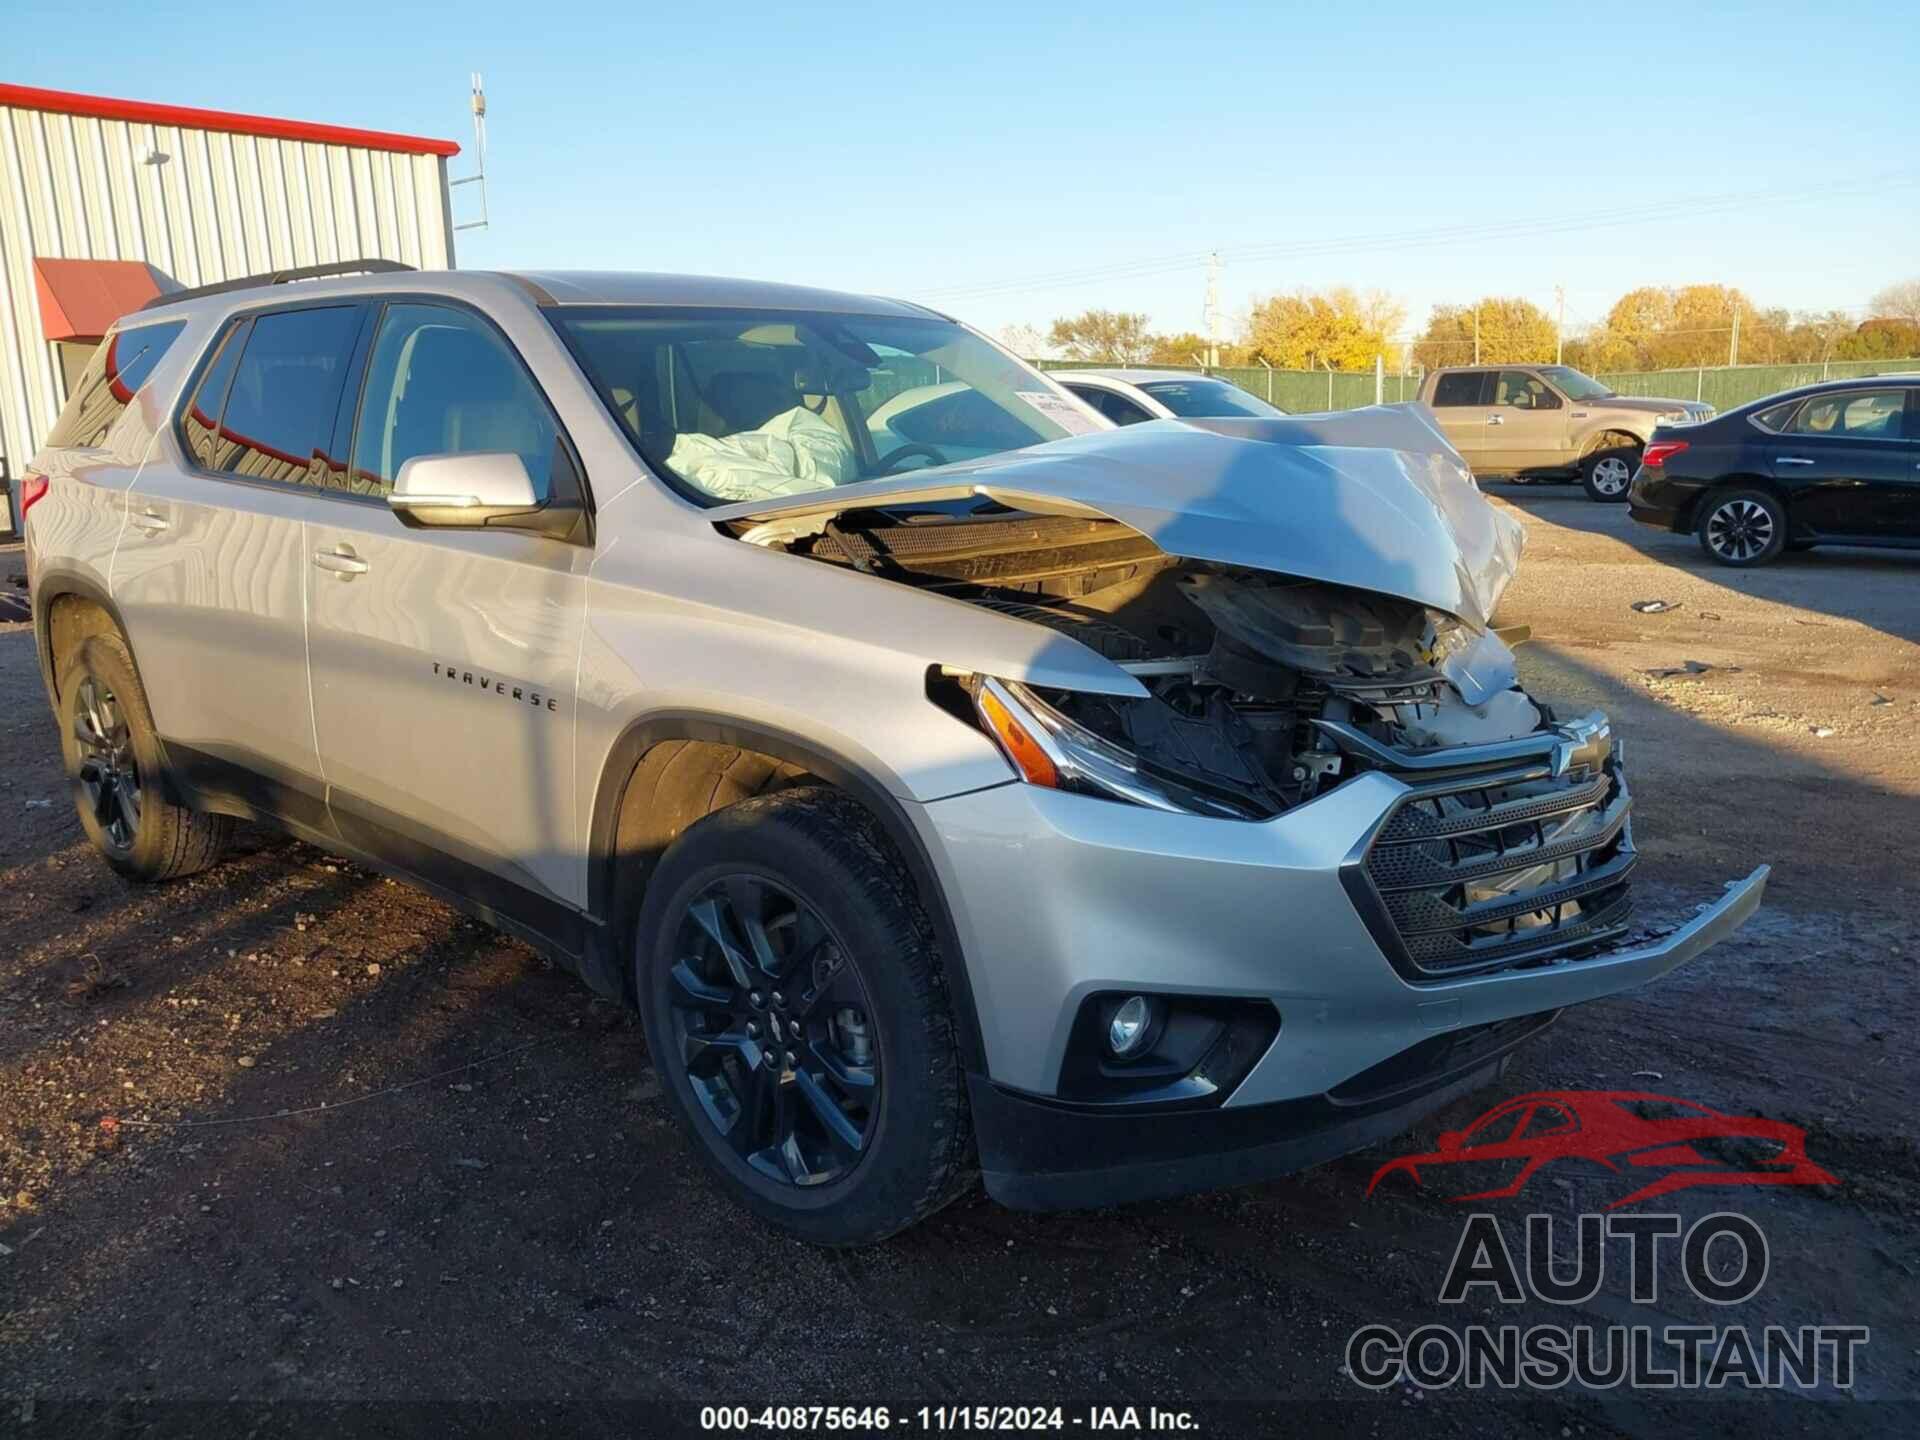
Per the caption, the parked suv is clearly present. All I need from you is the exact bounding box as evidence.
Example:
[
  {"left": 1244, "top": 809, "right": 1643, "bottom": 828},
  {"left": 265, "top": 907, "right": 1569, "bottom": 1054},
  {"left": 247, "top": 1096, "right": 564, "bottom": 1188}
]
[
  {"left": 23, "top": 266, "right": 1766, "bottom": 1244},
  {"left": 1418, "top": 364, "right": 1713, "bottom": 501}
]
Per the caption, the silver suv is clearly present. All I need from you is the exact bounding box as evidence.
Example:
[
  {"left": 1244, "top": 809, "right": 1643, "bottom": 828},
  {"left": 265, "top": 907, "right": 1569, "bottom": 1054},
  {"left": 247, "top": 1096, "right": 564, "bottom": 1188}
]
[{"left": 22, "top": 267, "right": 1767, "bottom": 1244}]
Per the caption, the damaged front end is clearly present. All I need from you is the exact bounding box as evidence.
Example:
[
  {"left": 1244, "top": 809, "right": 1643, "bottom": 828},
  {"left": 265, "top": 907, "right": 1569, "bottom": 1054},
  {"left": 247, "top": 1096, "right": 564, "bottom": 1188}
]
[{"left": 710, "top": 409, "right": 1751, "bottom": 983}]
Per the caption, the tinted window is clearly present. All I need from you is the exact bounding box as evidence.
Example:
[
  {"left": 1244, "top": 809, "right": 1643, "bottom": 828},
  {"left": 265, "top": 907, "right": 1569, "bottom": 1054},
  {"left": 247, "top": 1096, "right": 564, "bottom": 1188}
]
[
  {"left": 1789, "top": 389, "right": 1907, "bottom": 439},
  {"left": 180, "top": 321, "right": 249, "bottom": 469},
  {"left": 1494, "top": 370, "right": 1559, "bottom": 409},
  {"left": 45, "top": 321, "right": 187, "bottom": 448},
  {"left": 211, "top": 307, "right": 362, "bottom": 484},
  {"left": 1431, "top": 371, "right": 1491, "bottom": 406},
  {"left": 353, "top": 304, "right": 560, "bottom": 498},
  {"left": 1139, "top": 378, "right": 1285, "bottom": 419},
  {"left": 1751, "top": 400, "right": 1800, "bottom": 433},
  {"left": 1070, "top": 385, "right": 1152, "bottom": 426}
]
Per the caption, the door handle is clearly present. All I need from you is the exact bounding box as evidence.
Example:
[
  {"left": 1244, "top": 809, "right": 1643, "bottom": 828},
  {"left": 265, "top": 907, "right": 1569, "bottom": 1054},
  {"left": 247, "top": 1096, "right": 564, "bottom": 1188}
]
[
  {"left": 1487, "top": 415, "right": 1505, "bottom": 426},
  {"left": 129, "top": 508, "right": 170, "bottom": 533},
  {"left": 1776, "top": 457, "right": 1814, "bottom": 466},
  {"left": 313, "top": 547, "right": 369, "bottom": 578}
]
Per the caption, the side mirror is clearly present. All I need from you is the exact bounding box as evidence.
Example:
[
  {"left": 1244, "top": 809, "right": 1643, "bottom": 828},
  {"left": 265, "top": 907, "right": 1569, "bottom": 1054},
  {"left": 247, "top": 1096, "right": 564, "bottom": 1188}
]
[
  {"left": 387, "top": 452, "right": 582, "bottom": 542},
  {"left": 389, "top": 451, "right": 537, "bottom": 518},
  {"left": 1437, "top": 1130, "right": 1463, "bottom": 1154}
]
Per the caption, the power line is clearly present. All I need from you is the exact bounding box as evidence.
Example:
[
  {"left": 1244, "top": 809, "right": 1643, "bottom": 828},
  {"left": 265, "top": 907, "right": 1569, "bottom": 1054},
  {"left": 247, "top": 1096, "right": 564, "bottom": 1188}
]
[{"left": 918, "top": 175, "right": 1918, "bottom": 304}]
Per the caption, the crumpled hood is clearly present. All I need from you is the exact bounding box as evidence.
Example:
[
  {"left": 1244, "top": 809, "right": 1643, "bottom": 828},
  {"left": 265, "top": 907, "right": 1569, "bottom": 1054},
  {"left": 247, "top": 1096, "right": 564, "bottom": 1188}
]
[{"left": 709, "top": 403, "right": 1527, "bottom": 630}]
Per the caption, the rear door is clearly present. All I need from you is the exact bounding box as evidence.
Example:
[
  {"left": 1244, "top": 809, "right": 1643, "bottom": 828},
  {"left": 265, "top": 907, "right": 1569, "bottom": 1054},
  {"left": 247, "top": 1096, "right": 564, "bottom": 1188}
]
[
  {"left": 115, "top": 303, "right": 366, "bottom": 823},
  {"left": 1485, "top": 369, "right": 1568, "bottom": 471},
  {"left": 1768, "top": 387, "right": 1916, "bottom": 537},
  {"left": 303, "top": 300, "right": 589, "bottom": 922},
  {"left": 1427, "top": 370, "right": 1496, "bottom": 468}
]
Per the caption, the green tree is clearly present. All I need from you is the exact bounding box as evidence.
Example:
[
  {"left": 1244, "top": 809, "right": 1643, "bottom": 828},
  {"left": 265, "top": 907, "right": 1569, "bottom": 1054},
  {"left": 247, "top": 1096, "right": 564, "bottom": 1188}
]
[
  {"left": 1047, "top": 309, "right": 1155, "bottom": 364},
  {"left": 1245, "top": 287, "right": 1402, "bottom": 370},
  {"left": 1411, "top": 297, "right": 1556, "bottom": 370},
  {"left": 1146, "top": 331, "right": 1229, "bottom": 365}
]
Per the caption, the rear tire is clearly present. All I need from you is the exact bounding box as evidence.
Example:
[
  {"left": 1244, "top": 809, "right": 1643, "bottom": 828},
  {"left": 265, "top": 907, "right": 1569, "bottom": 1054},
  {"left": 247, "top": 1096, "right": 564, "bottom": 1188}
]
[
  {"left": 634, "top": 787, "right": 974, "bottom": 1245},
  {"left": 1696, "top": 487, "right": 1788, "bottom": 567},
  {"left": 57, "top": 633, "right": 232, "bottom": 881},
  {"left": 1581, "top": 443, "right": 1640, "bottom": 502}
]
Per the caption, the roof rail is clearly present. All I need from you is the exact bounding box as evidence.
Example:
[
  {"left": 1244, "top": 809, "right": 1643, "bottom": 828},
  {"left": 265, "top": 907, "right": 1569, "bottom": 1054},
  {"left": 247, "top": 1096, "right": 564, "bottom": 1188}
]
[{"left": 140, "top": 259, "right": 417, "bottom": 312}]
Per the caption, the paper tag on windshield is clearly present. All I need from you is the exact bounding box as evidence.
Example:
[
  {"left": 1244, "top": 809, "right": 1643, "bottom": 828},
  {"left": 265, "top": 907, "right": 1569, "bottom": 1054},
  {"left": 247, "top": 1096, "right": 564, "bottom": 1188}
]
[{"left": 1018, "top": 390, "right": 1103, "bottom": 436}]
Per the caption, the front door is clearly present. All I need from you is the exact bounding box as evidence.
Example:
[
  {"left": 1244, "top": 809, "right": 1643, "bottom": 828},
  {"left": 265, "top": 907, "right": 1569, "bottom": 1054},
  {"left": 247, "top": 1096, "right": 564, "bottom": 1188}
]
[
  {"left": 303, "top": 301, "right": 589, "bottom": 927},
  {"left": 1769, "top": 387, "right": 1917, "bottom": 537},
  {"left": 1484, "top": 370, "right": 1567, "bottom": 471},
  {"left": 115, "top": 303, "right": 366, "bottom": 823},
  {"left": 1428, "top": 370, "right": 1496, "bottom": 469}
]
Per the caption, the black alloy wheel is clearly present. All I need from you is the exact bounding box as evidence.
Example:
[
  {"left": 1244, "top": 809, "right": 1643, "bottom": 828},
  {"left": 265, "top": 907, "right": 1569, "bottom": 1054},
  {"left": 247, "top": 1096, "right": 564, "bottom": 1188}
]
[
  {"left": 666, "top": 873, "right": 880, "bottom": 1187},
  {"left": 72, "top": 674, "right": 142, "bottom": 851}
]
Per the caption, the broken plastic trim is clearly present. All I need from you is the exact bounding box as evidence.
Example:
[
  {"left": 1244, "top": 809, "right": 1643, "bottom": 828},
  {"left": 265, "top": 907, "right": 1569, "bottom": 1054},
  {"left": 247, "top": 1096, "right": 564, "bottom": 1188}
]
[{"left": 1313, "top": 710, "right": 1612, "bottom": 779}]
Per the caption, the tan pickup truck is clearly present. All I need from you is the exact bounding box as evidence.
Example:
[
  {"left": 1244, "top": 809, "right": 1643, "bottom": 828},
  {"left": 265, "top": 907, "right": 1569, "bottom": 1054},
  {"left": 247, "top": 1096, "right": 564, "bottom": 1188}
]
[{"left": 1417, "top": 364, "right": 1713, "bottom": 501}]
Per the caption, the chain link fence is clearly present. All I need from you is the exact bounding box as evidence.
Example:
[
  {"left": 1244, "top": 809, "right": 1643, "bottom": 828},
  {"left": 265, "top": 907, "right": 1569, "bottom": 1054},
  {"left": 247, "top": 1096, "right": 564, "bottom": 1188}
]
[{"left": 1034, "top": 356, "right": 1920, "bottom": 415}]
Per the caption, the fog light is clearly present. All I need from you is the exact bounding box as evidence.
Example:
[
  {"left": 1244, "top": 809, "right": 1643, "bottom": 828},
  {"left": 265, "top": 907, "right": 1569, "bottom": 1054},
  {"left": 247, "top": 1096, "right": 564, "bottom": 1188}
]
[{"left": 1108, "top": 995, "right": 1154, "bottom": 1057}]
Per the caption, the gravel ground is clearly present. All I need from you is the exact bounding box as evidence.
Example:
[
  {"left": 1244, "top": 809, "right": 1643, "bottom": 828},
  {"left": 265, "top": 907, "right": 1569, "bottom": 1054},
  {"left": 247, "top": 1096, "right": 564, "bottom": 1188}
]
[{"left": 1, "top": 492, "right": 1916, "bottom": 1438}]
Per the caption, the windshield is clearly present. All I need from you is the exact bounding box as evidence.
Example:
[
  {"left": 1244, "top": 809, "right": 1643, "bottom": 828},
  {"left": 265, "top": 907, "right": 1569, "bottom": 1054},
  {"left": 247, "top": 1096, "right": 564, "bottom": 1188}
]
[
  {"left": 1138, "top": 378, "right": 1286, "bottom": 418},
  {"left": 1536, "top": 366, "right": 1614, "bottom": 401},
  {"left": 551, "top": 306, "right": 1100, "bottom": 504}
]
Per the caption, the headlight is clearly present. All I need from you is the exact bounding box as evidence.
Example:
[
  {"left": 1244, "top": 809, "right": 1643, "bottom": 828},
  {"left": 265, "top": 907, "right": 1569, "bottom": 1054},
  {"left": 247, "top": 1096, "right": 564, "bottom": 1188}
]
[{"left": 967, "top": 675, "right": 1225, "bottom": 815}]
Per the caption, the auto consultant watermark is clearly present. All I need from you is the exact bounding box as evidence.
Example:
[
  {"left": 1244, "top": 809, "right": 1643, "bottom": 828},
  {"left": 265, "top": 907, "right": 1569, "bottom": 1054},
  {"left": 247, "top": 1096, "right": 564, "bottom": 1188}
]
[{"left": 1346, "top": 1091, "right": 1863, "bottom": 1392}]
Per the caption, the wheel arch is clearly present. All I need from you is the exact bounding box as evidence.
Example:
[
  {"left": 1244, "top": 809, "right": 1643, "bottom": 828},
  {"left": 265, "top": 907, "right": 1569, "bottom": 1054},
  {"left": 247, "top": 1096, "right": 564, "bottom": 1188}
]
[
  {"left": 1578, "top": 426, "right": 1649, "bottom": 457},
  {"left": 1689, "top": 473, "right": 1795, "bottom": 534},
  {"left": 584, "top": 712, "right": 988, "bottom": 1072},
  {"left": 31, "top": 569, "right": 131, "bottom": 707}
]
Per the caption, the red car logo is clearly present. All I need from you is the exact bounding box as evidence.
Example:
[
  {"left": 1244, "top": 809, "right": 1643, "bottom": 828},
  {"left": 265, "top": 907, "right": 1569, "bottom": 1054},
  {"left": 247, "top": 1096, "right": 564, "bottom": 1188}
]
[{"left": 1368, "top": 1090, "right": 1836, "bottom": 1209}]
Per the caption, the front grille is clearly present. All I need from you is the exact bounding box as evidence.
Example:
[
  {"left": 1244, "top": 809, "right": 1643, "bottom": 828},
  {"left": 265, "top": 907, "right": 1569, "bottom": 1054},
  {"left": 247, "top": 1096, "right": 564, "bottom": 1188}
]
[{"left": 1347, "top": 756, "right": 1636, "bottom": 981}]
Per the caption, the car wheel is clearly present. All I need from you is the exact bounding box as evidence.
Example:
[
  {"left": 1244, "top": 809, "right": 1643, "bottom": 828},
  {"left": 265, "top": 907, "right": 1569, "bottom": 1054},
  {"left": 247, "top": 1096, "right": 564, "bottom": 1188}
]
[
  {"left": 57, "top": 633, "right": 232, "bottom": 881},
  {"left": 1696, "top": 488, "right": 1788, "bottom": 567},
  {"left": 634, "top": 786, "right": 973, "bottom": 1245},
  {"left": 1581, "top": 446, "right": 1639, "bottom": 502}
]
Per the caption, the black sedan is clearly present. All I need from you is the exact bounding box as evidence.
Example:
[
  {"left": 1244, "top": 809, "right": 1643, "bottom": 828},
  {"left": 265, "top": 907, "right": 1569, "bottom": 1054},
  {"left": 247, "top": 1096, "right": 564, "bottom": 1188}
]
[{"left": 1628, "top": 377, "right": 1920, "bottom": 566}]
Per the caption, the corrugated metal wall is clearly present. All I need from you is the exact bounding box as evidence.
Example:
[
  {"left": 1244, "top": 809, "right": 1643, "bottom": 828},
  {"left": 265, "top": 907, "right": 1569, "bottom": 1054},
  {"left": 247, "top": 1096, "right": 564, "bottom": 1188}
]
[{"left": 0, "top": 100, "right": 455, "bottom": 484}]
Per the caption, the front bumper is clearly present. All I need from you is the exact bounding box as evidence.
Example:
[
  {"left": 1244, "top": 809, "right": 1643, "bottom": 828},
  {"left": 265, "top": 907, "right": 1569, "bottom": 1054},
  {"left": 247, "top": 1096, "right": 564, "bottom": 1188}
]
[
  {"left": 913, "top": 726, "right": 1767, "bottom": 1204},
  {"left": 973, "top": 1010, "right": 1553, "bottom": 1210}
]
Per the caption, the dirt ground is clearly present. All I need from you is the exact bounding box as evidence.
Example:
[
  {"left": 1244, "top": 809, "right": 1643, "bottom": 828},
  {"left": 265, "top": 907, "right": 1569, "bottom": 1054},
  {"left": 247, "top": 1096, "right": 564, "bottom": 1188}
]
[{"left": 1, "top": 491, "right": 1916, "bottom": 1438}]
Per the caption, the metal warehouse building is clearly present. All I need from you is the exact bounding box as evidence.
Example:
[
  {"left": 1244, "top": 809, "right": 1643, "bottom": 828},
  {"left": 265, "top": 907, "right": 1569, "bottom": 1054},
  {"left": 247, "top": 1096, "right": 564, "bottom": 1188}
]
[{"left": 0, "top": 82, "right": 460, "bottom": 526}]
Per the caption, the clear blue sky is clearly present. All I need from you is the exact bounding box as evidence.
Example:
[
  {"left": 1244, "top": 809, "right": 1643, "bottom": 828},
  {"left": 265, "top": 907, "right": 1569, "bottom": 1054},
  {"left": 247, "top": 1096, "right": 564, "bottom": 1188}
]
[{"left": 17, "top": 1, "right": 1918, "bottom": 342}]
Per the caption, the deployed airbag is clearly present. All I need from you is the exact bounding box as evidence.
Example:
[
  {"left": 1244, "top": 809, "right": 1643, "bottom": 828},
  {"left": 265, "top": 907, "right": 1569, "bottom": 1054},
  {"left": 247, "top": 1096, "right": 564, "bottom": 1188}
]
[{"left": 666, "top": 407, "right": 858, "bottom": 501}]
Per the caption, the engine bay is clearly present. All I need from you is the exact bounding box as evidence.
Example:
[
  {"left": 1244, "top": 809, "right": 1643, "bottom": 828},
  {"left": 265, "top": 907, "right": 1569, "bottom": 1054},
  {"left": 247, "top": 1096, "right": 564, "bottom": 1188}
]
[{"left": 765, "top": 505, "right": 1551, "bottom": 820}]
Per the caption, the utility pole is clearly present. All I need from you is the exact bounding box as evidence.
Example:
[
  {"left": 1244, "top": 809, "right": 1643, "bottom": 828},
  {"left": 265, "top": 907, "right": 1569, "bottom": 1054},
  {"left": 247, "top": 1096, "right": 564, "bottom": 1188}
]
[
  {"left": 1555, "top": 285, "right": 1565, "bottom": 365},
  {"left": 1473, "top": 304, "right": 1481, "bottom": 365},
  {"left": 1729, "top": 307, "right": 1740, "bottom": 367},
  {"left": 1204, "top": 251, "right": 1221, "bottom": 369}
]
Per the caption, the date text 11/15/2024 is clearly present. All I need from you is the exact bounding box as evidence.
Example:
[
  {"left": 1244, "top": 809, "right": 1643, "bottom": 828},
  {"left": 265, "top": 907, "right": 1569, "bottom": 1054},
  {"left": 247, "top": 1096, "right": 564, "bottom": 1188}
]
[{"left": 699, "top": 1405, "right": 1200, "bottom": 1432}]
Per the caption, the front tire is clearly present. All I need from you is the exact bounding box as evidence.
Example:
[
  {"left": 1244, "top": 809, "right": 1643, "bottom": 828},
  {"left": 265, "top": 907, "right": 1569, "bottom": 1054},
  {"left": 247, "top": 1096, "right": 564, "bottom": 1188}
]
[
  {"left": 57, "top": 633, "right": 232, "bottom": 881},
  {"left": 1696, "top": 487, "right": 1788, "bottom": 567},
  {"left": 1581, "top": 444, "right": 1640, "bottom": 502},
  {"left": 634, "top": 787, "right": 973, "bottom": 1245}
]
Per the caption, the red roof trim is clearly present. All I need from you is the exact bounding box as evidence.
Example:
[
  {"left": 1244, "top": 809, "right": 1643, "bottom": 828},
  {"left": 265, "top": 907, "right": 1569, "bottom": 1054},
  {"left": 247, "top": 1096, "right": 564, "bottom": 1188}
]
[{"left": 0, "top": 83, "right": 460, "bottom": 158}]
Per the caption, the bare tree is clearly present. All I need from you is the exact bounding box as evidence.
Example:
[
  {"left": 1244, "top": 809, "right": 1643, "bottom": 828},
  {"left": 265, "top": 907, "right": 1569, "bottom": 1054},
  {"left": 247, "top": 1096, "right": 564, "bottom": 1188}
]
[{"left": 1870, "top": 278, "right": 1920, "bottom": 326}]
